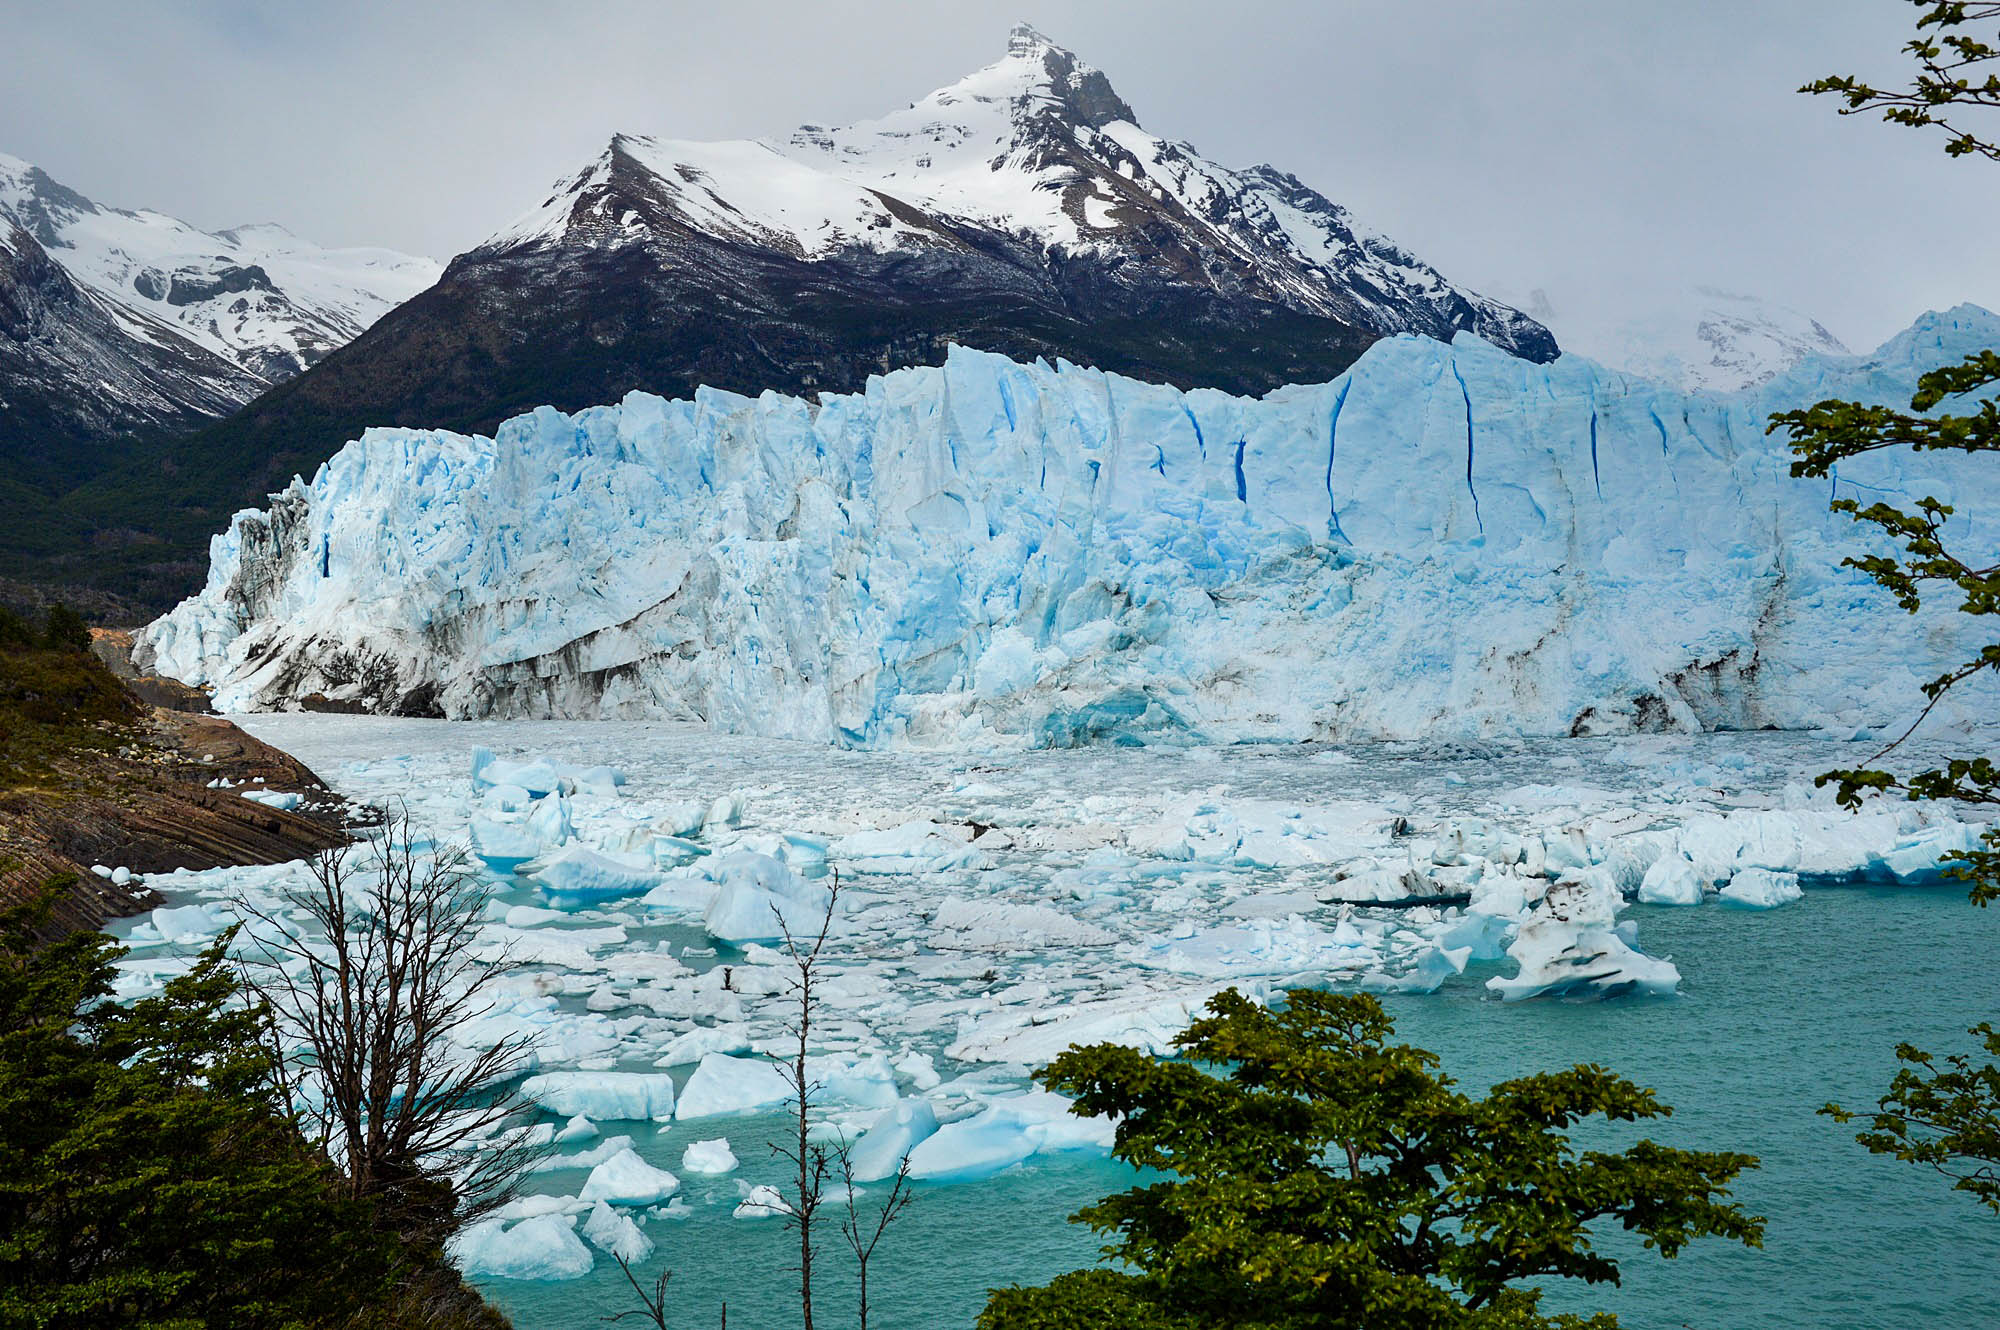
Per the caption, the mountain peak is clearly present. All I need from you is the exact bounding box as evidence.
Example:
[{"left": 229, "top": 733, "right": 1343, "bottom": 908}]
[{"left": 991, "top": 23, "right": 1137, "bottom": 130}]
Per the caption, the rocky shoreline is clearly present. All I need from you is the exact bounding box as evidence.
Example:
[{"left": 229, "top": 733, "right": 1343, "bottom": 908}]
[{"left": 0, "top": 631, "right": 351, "bottom": 934}]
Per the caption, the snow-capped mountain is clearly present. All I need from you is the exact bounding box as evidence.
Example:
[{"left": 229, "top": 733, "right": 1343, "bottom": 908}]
[
  {"left": 0, "top": 151, "right": 439, "bottom": 388},
  {"left": 0, "top": 220, "right": 261, "bottom": 466},
  {"left": 1536, "top": 286, "right": 1852, "bottom": 392},
  {"left": 173, "top": 23, "right": 1556, "bottom": 537},
  {"left": 138, "top": 306, "right": 2000, "bottom": 747},
  {"left": 485, "top": 24, "right": 1551, "bottom": 362}
]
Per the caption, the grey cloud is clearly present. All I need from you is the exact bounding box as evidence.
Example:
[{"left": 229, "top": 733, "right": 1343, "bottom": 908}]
[{"left": 4, "top": 0, "right": 1996, "bottom": 350}]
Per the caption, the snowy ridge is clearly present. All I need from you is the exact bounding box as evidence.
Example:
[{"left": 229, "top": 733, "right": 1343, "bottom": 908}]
[
  {"left": 0, "top": 151, "right": 439, "bottom": 385},
  {"left": 140, "top": 304, "right": 2000, "bottom": 748},
  {"left": 1545, "top": 286, "right": 1854, "bottom": 393},
  {"left": 477, "top": 25, "right": 1552, "bottom": 361}
]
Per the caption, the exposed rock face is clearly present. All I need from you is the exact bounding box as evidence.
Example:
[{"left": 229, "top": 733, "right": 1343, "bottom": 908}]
[
  {"left": 0, "top": 677, "right": 349, "bottom": 935},
  {"left": 0, "top": 222, "right": 259, "bottom": 470}
]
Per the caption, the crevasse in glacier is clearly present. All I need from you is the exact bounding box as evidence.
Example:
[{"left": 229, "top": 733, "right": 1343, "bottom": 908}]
[{"left": 138, "top": 306, "right": 2000, "bottom": 747}]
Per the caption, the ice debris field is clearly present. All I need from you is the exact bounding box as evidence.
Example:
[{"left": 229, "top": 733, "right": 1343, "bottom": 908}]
[
  {"left": 140, "top": 308, "right": 2000, "bottom": 747},
  {"left": 106, "top": 714, "right": 1997, "bottom": 1285}
]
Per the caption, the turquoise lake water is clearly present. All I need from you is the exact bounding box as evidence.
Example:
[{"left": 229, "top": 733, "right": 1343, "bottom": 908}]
[{"left": 481, "top": 882, "right": 2000, "bottom": 1330}]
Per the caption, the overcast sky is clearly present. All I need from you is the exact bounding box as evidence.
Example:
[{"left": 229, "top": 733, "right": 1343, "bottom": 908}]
[{"left": 6, "top": 0, "right": 1997, "bottom": 352}]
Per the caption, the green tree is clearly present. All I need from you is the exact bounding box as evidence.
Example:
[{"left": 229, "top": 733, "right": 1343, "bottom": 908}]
[
  {"left": 978, "top": 989, "right": 1761, "bottom": 1330},
  {"left": 39, "top": 603, "right": 91, "bottom": 654},
  {"left": 1770, "top": 3, "right": 2000, "bottom": 908},
  {"left": 0, "top": 891, "right": 405, "bottom": 1329},
  {"left": 0, "top": 885, "right": 513, "bottom": 1329},
  {"left": 1773, "top": 0, "right": 2000, "bottom": 1212}
]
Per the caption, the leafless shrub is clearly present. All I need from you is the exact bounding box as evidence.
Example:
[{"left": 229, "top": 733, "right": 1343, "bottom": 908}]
[{"left": 233, "top": 804, "right": 540, "bottom": 1237}]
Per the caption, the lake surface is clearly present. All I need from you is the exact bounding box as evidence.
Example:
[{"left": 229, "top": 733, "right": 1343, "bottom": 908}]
[
  {"left": 152, "top": 716, "right": 1999, "bottom": 1330},
  {"left": 476, "top": 884, "right": 2000, "bottom": 1330}
]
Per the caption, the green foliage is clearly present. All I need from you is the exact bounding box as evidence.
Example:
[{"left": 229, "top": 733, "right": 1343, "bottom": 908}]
[
  {"left": 0, "top": 614, "right": 139, "bottom": 788},
  {"left": 1801, "top": 2, "right": 2000, "bottom": 160},
  {"left": 1768, "top": 2, "right": 2000, "bottom": 910},
  {"left": 1823, "top": 1024, "right": 2000, "bottom": 1213},
  {"left": 39, "top": 603, "right": 91, "bottom": 653},
  {"left": 0, "top": 891, "right": 506, "bottom": 1330},
  {"left": 978, "top": 989, "right": 1762, "bottom": 1330},
  {"left": 1783, "top": 0, "right": 2000, "bottom": 1218}
]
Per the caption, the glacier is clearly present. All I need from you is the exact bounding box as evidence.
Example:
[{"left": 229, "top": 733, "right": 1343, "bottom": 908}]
[{"left": 139, "top": 306, "right": 2000, "bottom": 748}]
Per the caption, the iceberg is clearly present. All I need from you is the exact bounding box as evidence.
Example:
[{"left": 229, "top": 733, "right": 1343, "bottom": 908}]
[
  {"left": 518, "top": 1071, "right": 678, "bottom": 1121},
  {"left": 845, "top": 1098, "right": 939, "bottom": 1182},
  {"left": 448, "top": 1214, "right": 593, "bottom": 1281},
  {"left": 1719, "top": 868, "right": 1804, "bottom": 909},
  {"left": 139, "top": 310, "right": 2000, "bottom": 749},
  {"left": 578, "top": 1148, "right": 682, "bottom": 1206},
  {"left": 674, "top": 1053, "right": 794, "bottom": 1119},
  {"left": 581, "top": 1200, "right": 655, "bottom": 1264},
  {"left": 733, "top": 1184, "right": 792, "bottom": 1219},
  {"left": 697, "top": 853, "right": 835, "bottom": 944},
  {"left": 679, "top": 1138, "right": 740, "bottom": 1174}
]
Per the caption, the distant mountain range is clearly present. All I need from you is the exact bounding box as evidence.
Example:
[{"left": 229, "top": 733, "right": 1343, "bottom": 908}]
[
  {"left": 0, "top": 151, "right": 436, "bottom": 460},
  {"left": 1522, "top": 285, "right": 1852, "bottom": 392},
  {"left": 16, "top": 26, "right": 1884, "bottom": 621},
  {"left": 0, "top": 152, "right": 437, "bottom": 612}
]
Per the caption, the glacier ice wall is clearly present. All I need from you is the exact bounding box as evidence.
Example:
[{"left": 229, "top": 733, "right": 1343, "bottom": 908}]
[{"left": 138, "top": 306, "right": 2000, "bottom": 748}]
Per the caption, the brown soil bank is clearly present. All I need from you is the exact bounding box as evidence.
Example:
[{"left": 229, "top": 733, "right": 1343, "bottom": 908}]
[{"left": 2, "top": 625, "right": 350, "bottom": 934}]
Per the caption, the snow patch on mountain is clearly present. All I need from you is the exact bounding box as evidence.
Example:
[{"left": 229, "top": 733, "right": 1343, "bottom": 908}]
[
  {"left": 478, "top": 25, "right": 1551, "bottom": 361},
  {"left": 1536, "top": 285, "right": 1853, "bottom": 393},
  {"left": 0, "top": 151, "right": 439, "bottom": 386},
  {"left": 139, "top": 304, "right": 2000, "bottom": 749}
]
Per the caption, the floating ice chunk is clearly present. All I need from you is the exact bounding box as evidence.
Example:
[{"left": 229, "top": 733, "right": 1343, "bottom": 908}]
[
  {"left": 680, "top": 1138, "right": 739, "bottom": 1174},
  {"left": 1361, "top": 944, "right": 1472, "bottom": 994},
  {"left": 574, "top": 765, "right": 626, "bottom": 797},
  {"left": 532, "top": 1135, "right": 636, "bottom": 1174},
  {"left": 483, "top": 782, "right": 535, "bottom": 812},
  {"left": 1637, "top": 853, "right": 1704, "bottom": 906},
  {"left": 1120, "top": 914, "right": 1375, "bottom": 979},
  {"left": 903, "top": 1089, "right": 1111, "bottom": 1182},
  {"left": 239, "top": 788, "right": 303, "bottom": 811},
  {"left": 150, "top": 904, "right": 225, "bottom": 944},
  {"left": 929, "top": 896, "right": 1112, "bottom": 949},
  {"left": 903, "top": 1109, "right": 1037, "bottom": 1182},
  {"left": 948, "top": 984, "right": 1260, "bottom": 1065},
  {"left": 648, "top": 834, "right": 708, "bottom": 868},
  {"left": 1719, "top": 868, "right": 1803, "bottom": 909},
  {"left": 846, "top": 1098, "right": 938, "bottom": 1182},
  {"left": 469, "top": 815, "right": 545, "bottom": 865},
  {"left": 555, "top": 1115, "right": 598, "bottom": 1144},
  {"left": 657, "top": 800, "right": 707, "bottom": 838},
  {"left": 527, "top": 845, "right": 663, "bottom": 901},
  {"left": 579, "top": 1148, "right": 682, "bottom": 1206},
  {"left": 708, "top": 791, "right": 747, "bottom": 830},
  {"left": 700, "top": 853, "right": 834, "bottom": 945},
  {"left": 1487, "top": 917, "right": 1680, "bottom": 1002},
  {"left": 520, "top": 1072, "right": 678, "bottom": 1121},
  {"left": 448, "top": 1214, "right": 593, "bottom": 1281},
  {"left": 813, "top": 1052, "right": 900, "bottom": 1109},
  {"left": 894, "top": 1051, "right": 940, "bottom": 1091},
  {"left": 675, "top": 1053, "right": 794, "bottom": 1119},
  {"left": 833, "top": 821, "right": 988, "bottom": 873},
  {"left": 1873, "top": 823, "right": 1985, "bottom": 885},
  {"left": 654, "top": 1024, "right": 754, "bottom": 1067},
  {"left": 527, "top": 792, "right": 574, "bottom": 849},
  {"left": 733, "top": 1184, "right": 791, "bottom": 1219},
  {"left": 581, "top": 1200, "right": 654, "bottom": 1263},
  {"left": 473, "top": 748, "right": 567, "bottom": 797}
]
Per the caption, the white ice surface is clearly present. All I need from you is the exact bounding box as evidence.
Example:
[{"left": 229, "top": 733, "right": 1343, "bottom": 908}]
[
  {"left": 142, "top": 311, "right": 2000, "bottom": 750},
  {"left": 124, "top": 715, "right": 1997, "bottom": 1252}
]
